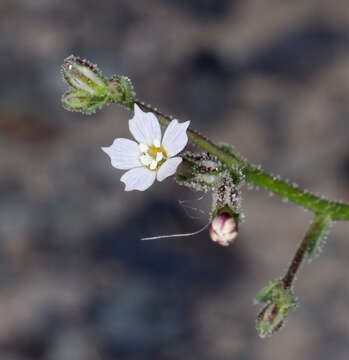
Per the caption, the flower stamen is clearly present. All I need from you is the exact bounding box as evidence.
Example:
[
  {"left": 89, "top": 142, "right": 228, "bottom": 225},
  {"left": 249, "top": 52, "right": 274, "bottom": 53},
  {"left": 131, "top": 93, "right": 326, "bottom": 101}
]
[{"left": 139, "top": 141, "right": 167, "bottom": 171}]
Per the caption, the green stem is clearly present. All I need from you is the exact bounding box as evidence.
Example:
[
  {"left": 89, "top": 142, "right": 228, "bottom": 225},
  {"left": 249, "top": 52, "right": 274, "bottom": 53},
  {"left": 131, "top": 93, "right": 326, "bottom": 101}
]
[
  {"left": 134, "top": 101, "right": 349, "bottom": 221},
  {"left": 282, "top": 214, "right": 331, "bottom": 288},
  {"left": 244, "top": 167, "right": 349, "bottom": 220}
]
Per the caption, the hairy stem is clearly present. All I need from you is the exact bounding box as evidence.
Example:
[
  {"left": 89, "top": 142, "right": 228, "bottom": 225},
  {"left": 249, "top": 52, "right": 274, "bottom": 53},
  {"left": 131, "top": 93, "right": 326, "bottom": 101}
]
[
  {"left": 134, "top": 101, "right": 349, "bottom": 221},
  {"left": 282, "top": 214, "right": 331, "bottom": 288}
]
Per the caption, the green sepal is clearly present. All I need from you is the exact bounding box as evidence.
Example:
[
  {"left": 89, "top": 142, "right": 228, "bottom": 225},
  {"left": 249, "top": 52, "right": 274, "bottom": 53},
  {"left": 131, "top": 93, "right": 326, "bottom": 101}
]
[
  {"left": 254, "top": 279, "right": 297, "bottom": 308},
  {"left": 254, "top": 280, "right": 283, "bottom": 304},
  {"left": 62, "top": 55, "right": 108, "bottom": 97},
  {"left": 213, "top": 205, "right": 241, "bottom": 224},
  {"left": 255, "top": 279, "right": 297, "bottom": 338},
  {"left": 108, "top": 75, "right": 135, "bottom": 109},
  {"left": 61, "top": 90, "right": 108, "bottom": 115}
]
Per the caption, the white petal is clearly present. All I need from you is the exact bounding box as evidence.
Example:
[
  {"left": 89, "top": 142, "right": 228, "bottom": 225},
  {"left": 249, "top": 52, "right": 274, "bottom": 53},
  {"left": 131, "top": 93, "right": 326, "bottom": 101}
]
[
  {"left": 156, "top": 157, "right": 182, "bottom": 182},
  {"left": 129, "top": 104, "right": 162, "bottom": 146},
  {"left": 101, "top": 138, "right": 141, "bottom": 170},
  {"left": 139, "top": 143, "right": 148, "bottom": 153},
  {"left": 161, "top": 120, "right": 190, "bottom": 157},
  {"left": 120, "top": 167, "right": 156, "bottom": 191},
  {"left": 153, "top": 138, "right": 161, "bottom": 147}
]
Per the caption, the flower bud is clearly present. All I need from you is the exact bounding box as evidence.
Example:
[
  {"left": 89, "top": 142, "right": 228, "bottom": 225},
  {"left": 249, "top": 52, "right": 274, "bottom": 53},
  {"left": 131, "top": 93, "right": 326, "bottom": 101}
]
[
  {"left": 256, "top": 302, "right": 285, "bottom": 338},
  {"left": 108, "top": 75, "right": 135, "bottom": 108},
  {"left": 62, "top": 55, "right": 108, "bottom": 97},
  {"left": 254, "top": 279, "right": 297, "bottom": 338},
  {"left": 209, "top": 212, "right": 238, "bottom": 246},
  {"left": 61, "top": 56, "right": 136, "bottom": 113},
  {"left": 62, "top": 89, "right": 106, "bottom": 114}
]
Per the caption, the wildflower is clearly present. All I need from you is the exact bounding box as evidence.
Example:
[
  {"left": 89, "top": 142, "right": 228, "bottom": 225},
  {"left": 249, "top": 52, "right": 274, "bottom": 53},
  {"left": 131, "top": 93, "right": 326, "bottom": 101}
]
[
  {"left": 102, "top": 104, "right": 190, "bottom": 191},
  {"left": 209, "top": 212, "right": 238, "bottom": 246}
]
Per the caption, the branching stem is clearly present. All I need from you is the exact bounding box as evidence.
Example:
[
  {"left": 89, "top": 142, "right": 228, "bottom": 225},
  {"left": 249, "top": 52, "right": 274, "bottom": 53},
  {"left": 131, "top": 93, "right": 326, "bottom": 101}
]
[{"left": 135, "top": 101, "right": 349, "bottom": 221}]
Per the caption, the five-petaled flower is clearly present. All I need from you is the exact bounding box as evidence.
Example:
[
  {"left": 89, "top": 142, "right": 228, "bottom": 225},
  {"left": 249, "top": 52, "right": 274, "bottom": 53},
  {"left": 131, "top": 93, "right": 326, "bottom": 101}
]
[{"left": 102, "top": 104, "right": 190, "bottom": 191}]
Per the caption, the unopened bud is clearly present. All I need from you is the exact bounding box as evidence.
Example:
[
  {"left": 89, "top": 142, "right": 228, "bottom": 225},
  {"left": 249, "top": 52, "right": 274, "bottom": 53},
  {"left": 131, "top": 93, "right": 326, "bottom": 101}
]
[
  {"left": 108, "top": 75, "right": 135, "bottom": 108},
  {"left": 254, "top": 279, "right": 297, "bottom": 338},
  {"left": 61, "top": 56, "right": 136, "bottom": 113},
  {"left": 62, "top": 55, "right": 108, "bottom": 97},
  {"left": 210, "top": 213, "right": 238, "bottom": 246},
  {"left": 256, "top": 302, "right": 285, "bottom": 338},
  {"left": 210, "top": 174, "right": 243, "bottom": 242},
  {"left": 62, "top": 89, "right": 106, "bottom": 114}
]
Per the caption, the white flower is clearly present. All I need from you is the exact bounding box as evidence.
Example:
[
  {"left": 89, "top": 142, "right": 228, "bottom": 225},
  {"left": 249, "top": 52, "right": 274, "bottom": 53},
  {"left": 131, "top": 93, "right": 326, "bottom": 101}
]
[{"left": 102, "top": 104, "right": 190, "bottom": 191}]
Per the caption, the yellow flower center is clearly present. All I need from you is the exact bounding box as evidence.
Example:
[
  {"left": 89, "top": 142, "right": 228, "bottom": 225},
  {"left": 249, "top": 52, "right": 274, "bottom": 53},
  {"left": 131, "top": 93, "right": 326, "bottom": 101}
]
[{"left": 139, "top": 142, "right": 167, "bottom": 171}]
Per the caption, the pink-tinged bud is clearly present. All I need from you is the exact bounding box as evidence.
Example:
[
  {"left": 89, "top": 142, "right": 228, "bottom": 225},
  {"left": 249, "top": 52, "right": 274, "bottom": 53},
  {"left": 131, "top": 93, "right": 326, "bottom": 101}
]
[{"left": 209, "top": 213, "right": 238, "bottom": 246}]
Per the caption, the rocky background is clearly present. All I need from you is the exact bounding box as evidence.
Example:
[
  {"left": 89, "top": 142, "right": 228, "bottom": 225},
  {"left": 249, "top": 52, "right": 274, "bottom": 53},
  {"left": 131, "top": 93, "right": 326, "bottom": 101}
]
[{"left": 1, "top": 1, "right": 349, "bottom": 359}]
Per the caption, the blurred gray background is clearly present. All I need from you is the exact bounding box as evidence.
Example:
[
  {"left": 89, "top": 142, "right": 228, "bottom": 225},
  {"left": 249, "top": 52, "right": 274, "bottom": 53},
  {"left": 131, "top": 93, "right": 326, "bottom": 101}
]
[{"left": 1, "top": 1, "right": 349, "bottom": 359}]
